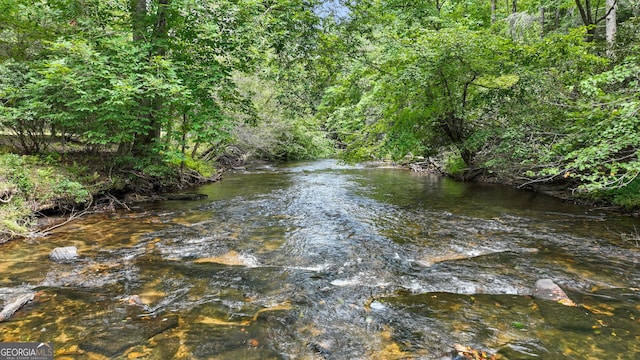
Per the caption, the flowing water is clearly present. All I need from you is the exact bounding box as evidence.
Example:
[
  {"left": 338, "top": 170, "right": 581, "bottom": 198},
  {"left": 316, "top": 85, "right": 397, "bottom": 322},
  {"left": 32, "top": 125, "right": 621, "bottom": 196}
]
[{"left": 1, "top": 159, "right": 639, "bottom": 359}]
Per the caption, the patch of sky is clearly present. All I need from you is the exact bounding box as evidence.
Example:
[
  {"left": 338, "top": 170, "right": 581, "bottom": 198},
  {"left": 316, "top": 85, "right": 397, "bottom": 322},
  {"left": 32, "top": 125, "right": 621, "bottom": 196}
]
[{"left": 314, "top": 0, "right": 350, "bottom": 20}]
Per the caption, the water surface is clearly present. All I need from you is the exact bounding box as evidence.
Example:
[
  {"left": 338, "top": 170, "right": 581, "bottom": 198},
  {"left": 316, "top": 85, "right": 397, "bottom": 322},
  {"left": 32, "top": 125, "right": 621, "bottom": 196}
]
[{"left": 1, "top": 159, "right": 639, "bottom": 359}]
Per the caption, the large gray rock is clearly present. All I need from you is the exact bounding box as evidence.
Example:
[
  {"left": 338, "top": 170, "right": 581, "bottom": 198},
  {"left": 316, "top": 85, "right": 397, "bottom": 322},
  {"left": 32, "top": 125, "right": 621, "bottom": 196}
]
[{"left": 49, "top": 246, "right": 78, "bottom": 262}]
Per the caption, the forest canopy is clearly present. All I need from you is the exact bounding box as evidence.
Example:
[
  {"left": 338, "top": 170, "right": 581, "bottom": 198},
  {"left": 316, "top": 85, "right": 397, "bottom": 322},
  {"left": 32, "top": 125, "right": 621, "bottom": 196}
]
[{"left": 1, "top": 0, "right": 640, "bottom": 209}]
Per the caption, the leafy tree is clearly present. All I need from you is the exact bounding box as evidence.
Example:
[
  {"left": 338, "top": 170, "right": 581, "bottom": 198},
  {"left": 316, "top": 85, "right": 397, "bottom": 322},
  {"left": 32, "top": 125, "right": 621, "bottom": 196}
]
[
  {"left": 574, "top": 0, "right": 617, "bottom": 41},
  {"left": 319, "top": 14, "right": 519, "bottom": 166},
  {"left": 553, "top": 49, "right": 640, "bottom": 192},
  {"left": 0, "top": 0, "right": 65, "bottom": 61},
  {"left": 0, "top": 0, "right": 260, "bottom": 162},
  {"left": 484, "top": 29, "right": 607, "bottom": 180}
]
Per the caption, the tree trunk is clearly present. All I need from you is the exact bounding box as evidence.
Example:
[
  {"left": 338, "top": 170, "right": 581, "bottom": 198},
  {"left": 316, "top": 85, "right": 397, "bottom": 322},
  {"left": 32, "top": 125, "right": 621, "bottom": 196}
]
[
  {"left": 460, "top": 149, "right": 474, "bottom": 168},
  {"left": 129, "top": 0, "right": 170, "bottom": 155},
  {"left": 575, "top": 0, "right": 594, "bottom": 41},
  {"left": 441, "top": 112, "right": 474, "bottom": 166},
  {"left": 140, "top": 0, "right": 170, "bottom": 152},
  {"left": 130, "top": 0, "right": 151, "bottom": 154},
  {"left": 491, "top": 0, "right": 496, "bottom": 23},
  {"left": 575, "top": 0, "right": 616, "bottom": 42},
  {"left": 539, "top": 7, "right": 545, "bottom": 38},
  {"left": 153, "top": 0, "right": 170, "bottom": 57},
  {"left": 605, "top": 0, "right": 616, "bottom": 48},
  {"left": 130, "top": 0, "right": 146, "bottom": 42},
  {"left": 574, "top": 0, "right": 593, "bottom": 27}
]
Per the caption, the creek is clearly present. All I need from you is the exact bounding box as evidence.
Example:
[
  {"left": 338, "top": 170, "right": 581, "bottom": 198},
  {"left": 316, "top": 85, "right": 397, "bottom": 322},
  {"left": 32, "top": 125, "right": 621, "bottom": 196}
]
[{"left": 1, "top": 159, "right": 639, "bottom": 359}]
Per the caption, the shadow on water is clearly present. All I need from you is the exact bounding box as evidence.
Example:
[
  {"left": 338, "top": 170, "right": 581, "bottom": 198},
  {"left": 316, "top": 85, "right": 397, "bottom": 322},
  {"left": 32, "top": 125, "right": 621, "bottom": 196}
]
[{"left": 1, "top": 159, "right": 639, "bottom": 359}]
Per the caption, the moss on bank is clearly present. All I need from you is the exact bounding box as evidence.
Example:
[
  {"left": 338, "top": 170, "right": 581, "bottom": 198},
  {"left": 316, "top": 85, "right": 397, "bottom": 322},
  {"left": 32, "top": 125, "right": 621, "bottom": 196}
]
[
  {"left": 0, "top": 152, "right": 219, "bottom": 243},
  {"left": 0, "top": 153, "right": 91, "bottom": 241}
]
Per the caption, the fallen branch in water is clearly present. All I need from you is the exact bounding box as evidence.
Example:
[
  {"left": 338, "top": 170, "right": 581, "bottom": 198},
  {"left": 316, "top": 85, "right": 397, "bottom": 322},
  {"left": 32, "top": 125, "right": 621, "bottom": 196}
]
[
  {"left": 610, "top": 225, "right": 640, "bottom": 247},
  {"left": 101, "top": 192, "right": 130, "bottom": 211},
  {"left": 33, "top": 209, "right": 91, "bottom": 237},
  {"left": 0, "top": 292, "right": 35, "bottom": 322}
]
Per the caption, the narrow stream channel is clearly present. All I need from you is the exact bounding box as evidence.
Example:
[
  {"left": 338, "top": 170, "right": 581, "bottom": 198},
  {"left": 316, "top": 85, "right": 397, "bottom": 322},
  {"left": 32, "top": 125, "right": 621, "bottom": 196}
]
[{"left": 1, "top": 159, "right": 639, "bottom": 359}]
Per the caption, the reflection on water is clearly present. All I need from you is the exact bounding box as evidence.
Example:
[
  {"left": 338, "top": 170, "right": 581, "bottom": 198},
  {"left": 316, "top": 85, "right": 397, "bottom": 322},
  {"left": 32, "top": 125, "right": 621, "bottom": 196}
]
[{"left": 1, "top": 159, "right": 639, "bottom": 359}]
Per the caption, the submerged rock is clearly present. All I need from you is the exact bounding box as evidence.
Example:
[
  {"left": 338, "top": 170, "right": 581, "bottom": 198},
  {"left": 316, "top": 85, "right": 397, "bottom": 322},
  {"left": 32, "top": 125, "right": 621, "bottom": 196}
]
[
  {"left": 49, "top": 246, "right": 78, "bottom": 262},
  {"left": 164, "top": 193, "right": 207, "bottom": 201},
  {"left": 79, "top": 314, "right": 179, "bottom": 357},
  {"left": 121, "top": 294, "right": 146, "bottom": 307},
  {"left": 451, "top": 344, "right": 497, "bottom": 360}
]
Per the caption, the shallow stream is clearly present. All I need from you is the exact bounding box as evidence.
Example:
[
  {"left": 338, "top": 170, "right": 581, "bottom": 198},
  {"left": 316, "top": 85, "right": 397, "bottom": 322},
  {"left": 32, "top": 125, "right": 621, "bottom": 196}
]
[{"left": 1, "top": 160, "right": 639, "bottom": 359}]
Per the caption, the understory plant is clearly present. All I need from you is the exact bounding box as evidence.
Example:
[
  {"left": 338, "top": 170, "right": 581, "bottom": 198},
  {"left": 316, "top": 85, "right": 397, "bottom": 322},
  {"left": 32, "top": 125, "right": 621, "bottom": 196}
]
[{"left": 0, "top": 153, "right": 92, "bottom": 241}]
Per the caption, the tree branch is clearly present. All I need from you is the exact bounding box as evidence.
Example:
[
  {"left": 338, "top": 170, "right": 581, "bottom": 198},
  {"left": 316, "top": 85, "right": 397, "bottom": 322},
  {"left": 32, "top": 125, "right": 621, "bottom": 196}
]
[
  {"left": 574, "top": 0, "right": 590, "bottom": 26},
  {"left": 595, "top": 0, "right": 618, "bottom": 24}
]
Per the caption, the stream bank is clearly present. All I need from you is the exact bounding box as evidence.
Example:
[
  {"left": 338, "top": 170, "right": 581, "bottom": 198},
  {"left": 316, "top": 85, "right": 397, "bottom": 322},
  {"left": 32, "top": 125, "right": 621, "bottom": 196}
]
[
  {"left": 0, "top": 151, "right": 225, "bottom": 244},
  {"left": 405, "top": 157, "right": 640, "bottom": 216},
  {"left": 2, "top": 152, "right": 638, "bottom": 245}
]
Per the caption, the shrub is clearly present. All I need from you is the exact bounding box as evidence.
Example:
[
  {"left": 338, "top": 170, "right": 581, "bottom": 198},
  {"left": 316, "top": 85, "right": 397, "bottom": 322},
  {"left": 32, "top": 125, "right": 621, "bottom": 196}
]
[
  {"left": 0, "top": 153, "right": 91, "bottom": 241},
  {"left": 444, "top": 153, "right": 468, "bottom": 178}
]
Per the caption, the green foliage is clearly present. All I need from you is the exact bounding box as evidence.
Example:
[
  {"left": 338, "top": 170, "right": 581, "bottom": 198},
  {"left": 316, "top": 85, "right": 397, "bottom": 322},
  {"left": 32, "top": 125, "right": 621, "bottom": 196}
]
[
  {"left": 230, "top": 70, "right": 335, "bottom": 162},
  {"left": 553, "top": 52, "right": 640, "bottom": 192},
  {"left": 480, "top": 30, "right": 606, "bottom": 173},
  {"left": 0, "top": 37, "right": 184, "bottom": 152},
  {"left": 272, "top": 117, "right": 335, "bottom": 161},
  {"left": 1, "top": 0, "right": 640, "bottom": 212},
  {"left": 0, "top": 0, "right": 333, "bottom": 171},
  {"left": 319, "top": 22, "right": 518, "bottom": 165},
  {"left": 444, "top": 153, "right": 468, "bottom": 178},
  {"left": 0, "top": 0, "right": 260, "bottom": 161},
  {"left": 51, "top": 179, "right": 91, "bottom": 204},
  {"left": 1, "top": 154, "right": 34, "bottom": 193},
  {"left": 580, "top": 178, "right": 640, "bottom": 212},
  {"left": 600, "top": 178, "right": 640, "bottom": 210},
  {"left": 0, "top": 153, "right": 91, "bottom": 240},
  {"left": 0, "top": 0, "right": 64, "bottom": 61},
  {"left": 165, "top": 150, "right": 216, "bottom": 178},
  {"left": 311, "top": 0, "right": 640, "bottom": 208}
]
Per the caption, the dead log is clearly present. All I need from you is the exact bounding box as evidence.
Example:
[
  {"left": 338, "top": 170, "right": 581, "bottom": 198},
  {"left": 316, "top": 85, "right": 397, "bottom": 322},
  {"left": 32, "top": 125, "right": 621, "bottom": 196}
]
[{"left": 0, "top": 292, "right": 35, "bottom": 322}]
